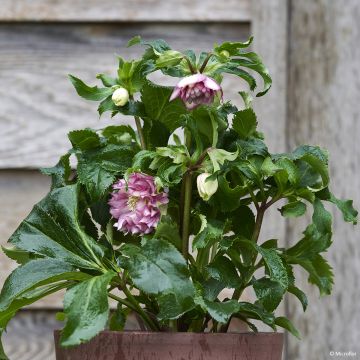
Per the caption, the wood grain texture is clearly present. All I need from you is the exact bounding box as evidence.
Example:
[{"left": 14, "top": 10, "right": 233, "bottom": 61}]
[
  {"left": 286, "top": 1, "right": 360, "bottom": 359},
  {"left": 0, "top": 0, "right": 251, "bottom": 22},
  {"left": 54, "top": 331, "right": 284, "bottom": 360},
  {"left": 2, "top": 311, "right": 60, "bottom": 360},
  {"left": 0, "top": 23, "right": 249, "bottom": 168},
  {"left": 1, "top": 311, "right": 141, "bottom": 360},
  {"left": 251, "top": 0, "right": 288, "bottom": 245}
]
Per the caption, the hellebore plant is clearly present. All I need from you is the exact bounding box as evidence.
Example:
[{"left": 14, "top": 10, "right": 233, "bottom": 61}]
[{"left": 0, "top": 36, "right": 358, "bottom": 356}]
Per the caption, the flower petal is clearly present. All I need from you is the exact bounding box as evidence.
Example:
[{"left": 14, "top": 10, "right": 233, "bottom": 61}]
[
  {"left": 177, "top": 73, "right": 206, "bottom": 88},
  {"left": 204, "top": 76, "right": 221, "bottom": 91},
  {"left": 169, "top": 86, "right": 181, "bottom": 101}
]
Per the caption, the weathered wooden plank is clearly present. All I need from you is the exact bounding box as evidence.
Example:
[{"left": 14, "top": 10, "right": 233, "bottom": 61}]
[
  {"left": 2, "top": 311, "right": 59, "bottom": 360},
  {"left": 0, "top": 0, "right": 251, "bottom": 22},
  {"left": 2, "top": 310, "right": 140, "bottom": 360},
  {"left": 251, "top": 0, "right": 288, "bottom": 243},
  {"left": 286, "top": 1, "right": 360, "bottom": 359},
  {"left": 0, "top": 23, "right": 249, "bottom": 169}
]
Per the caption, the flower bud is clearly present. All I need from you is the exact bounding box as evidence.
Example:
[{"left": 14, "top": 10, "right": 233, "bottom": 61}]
[
  {"left": 220, "top": 50, "right": 230, "bottom": 58},
  {"left": 112, "top": 87, "right": 129, "bottom": 107},
  {"left": 197, "top": 173, "right": 218, "bottom": 201}
]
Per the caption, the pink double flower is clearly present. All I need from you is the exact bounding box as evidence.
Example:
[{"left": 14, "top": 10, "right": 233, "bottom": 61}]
[
  {"left": 170, "top": 74, "right": 222, "bottom": 110},
  {"left": 109, "top": 173, "right": 168, "bottom": 235}
]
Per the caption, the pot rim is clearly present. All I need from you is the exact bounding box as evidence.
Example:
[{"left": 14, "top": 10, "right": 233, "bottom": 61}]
[{"left": 54, "top": 329, "right": 284, "bottom": 337}]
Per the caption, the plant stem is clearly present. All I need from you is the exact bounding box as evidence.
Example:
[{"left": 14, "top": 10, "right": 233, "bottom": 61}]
[
  {"left": 129, "top": 94, "right": 146, "bottom": 149},
  {"left": 135, "top": 116, "right": 146, "bottom": 150},
  {"left": 184, "top": 56, "right": 196, "bottom": 74},
  {"left": 181, "top": 172, "right": 192, "bottom": 259},
  {"left": 169, "top": 320, "right": 178, "bottom": 332},
  {"left": 108, "top": 292, "right": 136, "bottom": 312},
  {"left": 199, "top": 53, "right": 214, "bottom": 73},
  {"left": 116, "top": 273, "right": 159, "bottom": 331},
  {"left": 122, "top": 286, "right": 160, "bottom": 331},
  {"left": 251, "top": 201, "right": 267, "bottom": 243}
]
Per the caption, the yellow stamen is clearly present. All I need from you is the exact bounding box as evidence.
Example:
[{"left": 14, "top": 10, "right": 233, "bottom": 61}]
[{"left": 127, "top": 196, "right": 139, "bottom": 211}]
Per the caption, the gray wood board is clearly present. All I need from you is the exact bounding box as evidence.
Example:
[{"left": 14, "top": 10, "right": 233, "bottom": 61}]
[
  {"left": 285, "top": 1, "right": 360, "bottom": 359},
  {"left": 0, "top": 23, "right": 250, "bottom": 168},
  {"left": 1, "top": 310, "right": 142, "bottom": 360},
  {"left": 250, "top": 0, "right": 289, "bottom": 333},
  {"left": 0, "top": 0, "right": 251, "bottom": 22}
]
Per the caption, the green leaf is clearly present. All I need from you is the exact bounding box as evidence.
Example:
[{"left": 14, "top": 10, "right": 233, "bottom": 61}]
[
  {"left": 295, "top": 255, "right": 334, "bottom": 295},
  {"left": 109, "top": 303, "right": 129, "bottom": 331},
  {"left": 56, "top": 312, "right": 67, "bottom": 322},
  {"left": 132, "top": 150, "right": 156, "bottom": 170},
  {"left": 68, "top": 75, "right": 113, "bottom": 101},
  {"left": 287, "top": 285, "right": 308, "bottom": 311},
  {"left": 192, "top": 218, "right": 224, "bottom": 249},
  {"left": 219, "top": 65, "right": 257, "bottom": 91},
  {"left": 156, "top": 50, "right": 184, "bottom": 68},
  {"left": 211, "top": 174, "right": 247, "bottom": 212},
  {"left": 253, "top": 277, "right": 284, "bottom": 312},
  {"left": 96, "top": 73, "right": 117, "bottom": 87},
  {"left": 230, "top": 206, "right": 255, "bottom": 239},
  {"left": 208, "top": 148, "right": 238, "bottom": 172},
  {"left": 156, "top": 145, "right": 190, "bottom": 164},
  {"left": 195, "top": 297, "right": 241, "bottom": 324},
  {"left": 40, "top": 153, "right": 71, "bottom": 190},
  {"left": 127, "top": 35, "right": 142, "bottom": 47},
  {"left": 9, "top": 185, "right": 105, "bottom": 270},
  {"left": 275, "top": 317, "right": 301, "bottom": 339},
  {"left": 261, "top": 157, "right": 282, "bottom": 177},
  {"left": 237, "top": 302, "right": 275, "bottom": 327},
  {"left": 68, "top": 129, "right": 101, "bottom": 150},
  {"left": 286, "top": 198, "right": 332, "bottom": 259},
  {"left": 256, "top": 246, "right": 289, "bottom": 290},
  {"left": 275, "top": 145, "right": 329, "bottom": 190},
  {"left": 239, "top": 91, "right": 253, "bottom": 108},
  {"left": 317, "top": 188, "right": 358, "bottom": 225},
  {"left": 98, "top": 96, "right": 144, "bottom": 117},
  {"left": 60, "top": 271, "right": 114, "bottom": 347},
  {"left": 1, "top": 246, "right": 34, "bottom": 265},
  {"left": 117, "top": 59, "right": 156, "bottom": 94},
  {"left": 277, "top": 158, "right": 299, "bottom": 183},
  {"left": 102, "top": 125, "right": 137, "bottom": 145},
  {"left": 154, "top": 218, "right": 182, "bottom": 250},
  {"left": 0, "top": 332, "right": 8, "bottom": 360},
  {"left": 190, "top": 106, "right": 220, "bottom": 148},
  {"left": 153, "top": 159, "right": 185, "bottom": 186},
  {"left": 232, "top": 108, "right": 258, "bottom": 139},
  {"left": 206, "top": 256, "right": 241, "bottom": 288},
  {"left": 232, "top": 53, "right": 272, "bottom": 97},
  {"left": 0, "top": 259, "right": 77, "bottom": 311},
  {"left": 143, "top": 119, "right": 171, "bottom": 149},
  {"left": 214, "top": 37, "right": 253, "bottom": 56},
  {"left": 130, "top": 37, "right": 171, "bottom": 55},
  {"left": 122, "top": 239, "right": 195, "bottom": 319},
  {"left": 77, "top": 144, "right": 134, "bottom": 200},
  {"left": 141, "top": 81, "right": 186, "bottom": 132},
  {"left": 280, "top": 201, "right": 307, "bottom": 218},
  {"left": 0, "top": 281, "right": 71, "bottom": 359}
]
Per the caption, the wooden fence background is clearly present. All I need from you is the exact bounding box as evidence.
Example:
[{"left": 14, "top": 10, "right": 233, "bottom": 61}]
[{"left": 0, "top": 0, "right": 359, "bottom": 359}]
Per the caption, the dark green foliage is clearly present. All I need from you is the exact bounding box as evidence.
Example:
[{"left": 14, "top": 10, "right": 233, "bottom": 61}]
[{"left": 0, "top": 36, "right": 357, "bottom": 356}]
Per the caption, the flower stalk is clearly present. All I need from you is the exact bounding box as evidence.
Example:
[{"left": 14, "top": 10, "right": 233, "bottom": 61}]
[
  {"left": 181, "top": 171, "right": 192, "bottom": 259},
  {"left": 129, "top": 94, "right": 146, "bottom": 149}
]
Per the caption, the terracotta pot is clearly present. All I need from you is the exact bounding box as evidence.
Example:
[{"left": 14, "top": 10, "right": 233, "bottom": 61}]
[{"left": 54, "top": 330, "right": 283, "bottom": 360}]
